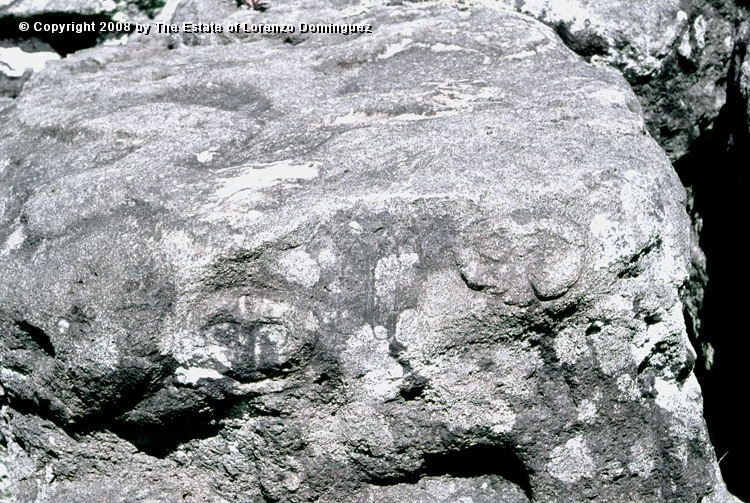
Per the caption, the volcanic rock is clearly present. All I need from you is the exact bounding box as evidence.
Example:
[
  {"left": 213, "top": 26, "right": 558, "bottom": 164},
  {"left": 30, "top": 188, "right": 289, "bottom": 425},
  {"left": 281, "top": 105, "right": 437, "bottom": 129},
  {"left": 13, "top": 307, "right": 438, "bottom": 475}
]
[
  {"left": 499, "top": 0, "right": 741, "bottom": 160},
  {"left": 0, "top": 3, "right": 740, "bottom": 503}
]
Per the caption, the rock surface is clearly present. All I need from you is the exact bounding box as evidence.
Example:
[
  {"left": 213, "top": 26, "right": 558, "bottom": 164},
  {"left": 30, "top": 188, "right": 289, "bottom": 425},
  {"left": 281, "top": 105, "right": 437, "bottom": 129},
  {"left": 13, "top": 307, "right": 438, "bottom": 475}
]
[
  {"left": 497, "top": 0, "right": 742, "bottom": 161},
  {"left": 0, "top": 443, "right": 10, "bottom": 503},
  {"left": 0, "top": 42, "right": 59, "bottom": 99},
  {"left": 3, "top": 0, "right": 748, "bottom": 162},
  {"left": 0, "top": 3, "right": 739, "bottom": 503}
]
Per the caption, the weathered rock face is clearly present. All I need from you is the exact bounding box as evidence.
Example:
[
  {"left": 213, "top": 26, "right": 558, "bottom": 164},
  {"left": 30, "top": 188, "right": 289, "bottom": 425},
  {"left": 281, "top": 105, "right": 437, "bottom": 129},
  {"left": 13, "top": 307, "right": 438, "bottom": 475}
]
[
  {"left": 0, "top": 441, "right": 10, "bottom": 503},
  {"left": 0, "top": 3, "right": 739, "bottom": 503},
  {"left": 498, "top": 0, "right": 741, "bottom": 161}
]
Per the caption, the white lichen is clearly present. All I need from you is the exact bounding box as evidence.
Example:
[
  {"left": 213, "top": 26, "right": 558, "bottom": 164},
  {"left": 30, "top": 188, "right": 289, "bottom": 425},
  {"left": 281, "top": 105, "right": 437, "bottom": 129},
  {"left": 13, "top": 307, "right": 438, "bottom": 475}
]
[{"left": 547, "top": 435, "right": 596, "bottom": 484}]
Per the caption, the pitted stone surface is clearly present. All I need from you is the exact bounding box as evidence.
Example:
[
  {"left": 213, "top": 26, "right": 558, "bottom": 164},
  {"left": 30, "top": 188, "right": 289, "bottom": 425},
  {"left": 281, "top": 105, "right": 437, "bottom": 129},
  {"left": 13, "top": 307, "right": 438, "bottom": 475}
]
[{"left": 0, "top": 3, "right": 740, "bottom": 503}]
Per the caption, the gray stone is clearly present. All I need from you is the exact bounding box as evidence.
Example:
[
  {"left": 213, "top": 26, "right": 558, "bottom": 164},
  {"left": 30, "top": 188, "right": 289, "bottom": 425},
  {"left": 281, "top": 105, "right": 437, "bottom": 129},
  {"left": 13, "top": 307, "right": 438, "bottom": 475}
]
[
  {"left": 0, "top": 72, "right": 29, "bottom": 100},
  {"left": 0, "top": 3, "right": 740, "bottom": 503},
  {"left": 497, "top": 0, "right": 740, "bottom": 160},
  {"left": 341, "top": 475, "right": 529, "bottom": 503},
  {"left": 0, "top": 444, "right": 12, "bottom": 503},
  {"left": 739, "top": 21, "right": 750, "bottom": 131},
  {"left": 0, "top": 46, "right": 58, "bottom": 99}
]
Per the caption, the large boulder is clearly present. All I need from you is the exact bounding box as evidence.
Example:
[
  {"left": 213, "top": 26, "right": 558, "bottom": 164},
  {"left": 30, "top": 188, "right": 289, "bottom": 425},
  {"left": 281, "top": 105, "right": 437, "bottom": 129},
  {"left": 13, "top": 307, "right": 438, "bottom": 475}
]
[{"left": 0, "top": 3, "right": 739, "bottom": 503}]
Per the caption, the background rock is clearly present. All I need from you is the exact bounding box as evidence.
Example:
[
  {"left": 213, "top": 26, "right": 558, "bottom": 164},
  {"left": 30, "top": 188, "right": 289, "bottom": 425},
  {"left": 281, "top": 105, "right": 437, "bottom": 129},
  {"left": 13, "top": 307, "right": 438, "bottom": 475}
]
[
  {"left": 0, "top": 0, "right": 165, "bottom": 22},
  {"left": 670, "top": 16, "right": 750, "bottom": 502},
  {"left": 496, "top": 0, "right": 742, "bottom": 161},
  {"left": 0, "top": 0, "right": 172, "bottom": 74},
  {"left": 0, "top": 3, "right": 741, "bottom": 503},
  {"left": 0, "top": 41, "right": 59, "bottom": 99},
  {"left": 0, "top": 442, "right": 10, "bottom": 503}
]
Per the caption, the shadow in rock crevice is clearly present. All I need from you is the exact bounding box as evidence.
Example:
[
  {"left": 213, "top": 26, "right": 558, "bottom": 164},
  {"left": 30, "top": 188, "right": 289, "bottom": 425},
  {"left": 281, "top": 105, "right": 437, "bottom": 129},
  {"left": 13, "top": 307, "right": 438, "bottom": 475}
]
[
  {"left": 0, "top": 14, "right": 121, "bottom": 56},
  {"left": 673, "top": 20, "right": 750, "bottom": 502},
  {"left": 368, "top": 444, "right": 532, "bottom": 500}
]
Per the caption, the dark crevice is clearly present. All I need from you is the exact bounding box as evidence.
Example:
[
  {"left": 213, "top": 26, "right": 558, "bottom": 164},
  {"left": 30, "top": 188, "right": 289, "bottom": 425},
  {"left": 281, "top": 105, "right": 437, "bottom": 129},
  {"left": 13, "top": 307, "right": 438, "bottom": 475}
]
[
  {"left": 3, "top": 335, "right": 327, "bottom": 458},
  {"left": 616, "top": 239, "right": 661, "bottom": 279},
  {"left": 314, "top": 372, "right": 333, "bottom": 384},
  {"left": 675, "top": 359, "right": 694, "bottom": 382},
  {"left": 108, "top": 421, "right": 225, "bottom": 458},
  {"left": 388, "top": 339, "right": 407, "bottom": 360},
  {"left": 1, "top": 13, "right": 138, "bottom": 98},
  {"left": 636, "top": 339, "right": 695, "bottom": 383},
  {"left": 530, "top": 285, "right": 568, "bottom": 302},
  {"left": 545, "top": 303, "right": 579, "bottom": 322},
  {"left": 14, "top": 321, "right": 55, "bottom": 357},
  {"left": 422, "top": 445, "right": 531, "bottom": 495},
  {"left": 106, "top": 402, "right": 234, "bottom": 458},
  {"left": 673, "top": 20, "right": 750, "bottom": 502},
  {"left": 367, "top": 470, "right": 421, "bottom": 486},
  {"left": 2, "top": 327, "right": 325, "bottom": 458},
  {"left": 224, "top": 360, "right": 297, "bottom": 384},
  {"left": 585, "top": 323, "right": 602, "bottom": 336},
  {"left": 368, "top": 444, "right": 532, "bottom": 500},
  {"left": 398, "top": 374, "right": 428, "bottom": 401},
  {"left": 2, "top": 350, "right": 240, "bottom": 458},
  {"left": 65, "top": 379, "right": 245, "bottom": 458},
  {"left": 398, "top": 386, "right": 424, "bottom": 401},
  {"left": 553, "top": 22, "right": 610, "bottom": 59},
  {"left": 458, "top": 271, "right": 492, "bottom": 292},
  {"left": 0, "top": 14, "right": 127, "bottom": 56}
]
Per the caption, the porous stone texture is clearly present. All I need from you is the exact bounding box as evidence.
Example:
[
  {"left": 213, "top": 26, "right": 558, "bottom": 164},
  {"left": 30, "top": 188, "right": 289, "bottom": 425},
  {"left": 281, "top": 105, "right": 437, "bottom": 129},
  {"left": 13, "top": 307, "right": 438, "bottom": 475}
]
[
  {"left": 0, "top": 3, "right": 740, "bottom": 503},
  {"left": 497, "top": 0, "right": 741, "bottom": 160},
  {"left": 0, "top": 444, "right": 11, "bottom": 503}
]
